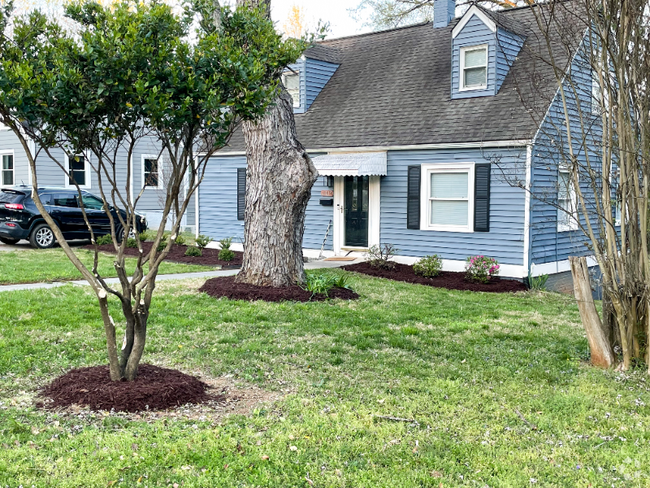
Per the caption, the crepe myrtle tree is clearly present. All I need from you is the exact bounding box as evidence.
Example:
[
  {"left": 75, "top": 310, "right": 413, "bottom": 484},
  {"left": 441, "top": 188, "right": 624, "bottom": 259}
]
[
  {"left": 492, "top": 0, "right": 650, "bottom": 371},
  {"left": 0, "top": 0, "right": 303, "bottom": 381}
]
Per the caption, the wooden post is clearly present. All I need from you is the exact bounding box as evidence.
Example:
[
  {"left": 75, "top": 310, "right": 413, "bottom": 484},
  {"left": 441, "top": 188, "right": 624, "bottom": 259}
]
[{"left": 569, "top": 256, "right": 615, "bottom": 368}]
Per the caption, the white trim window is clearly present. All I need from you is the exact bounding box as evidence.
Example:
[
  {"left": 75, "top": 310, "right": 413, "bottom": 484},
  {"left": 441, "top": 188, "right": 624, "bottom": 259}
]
[
  {"left": 142, "top": 155, "right": 162, "bottom": 189},
  {"left": 282, "top": 71, "right": 300, "bottom": 108},
  {"left": 1, "top": 152, "right": 14, "bottom": 187},
  {"left": 421, "top": 163, "right": 475, "bottom": 232},
  {"left": 64, "top": 154, "right": 90, "bottom": 189},
  {"left": 557, "top": 167, "right": 579, "bottom": 231},
  {"left": 460, "top": 45, "right": 488, "bottom": 91}
]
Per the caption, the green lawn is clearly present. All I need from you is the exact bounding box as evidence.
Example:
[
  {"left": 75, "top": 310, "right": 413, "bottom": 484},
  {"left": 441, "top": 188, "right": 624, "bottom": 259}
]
[
  {"left": 1, "top": 271, "right": 649, "bottom": 487},
  {"left": 0, "top": 248, "right": 215, "bottom": 284}
]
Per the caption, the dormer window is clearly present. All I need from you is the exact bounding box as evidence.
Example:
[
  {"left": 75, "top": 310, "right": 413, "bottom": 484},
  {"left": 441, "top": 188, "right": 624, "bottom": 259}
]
[
  {"left": 282, "top": 71, "right": 300, "bottom": 108},
  {"left": 460, "top": 45, "right": 488, "bottom": 91}
]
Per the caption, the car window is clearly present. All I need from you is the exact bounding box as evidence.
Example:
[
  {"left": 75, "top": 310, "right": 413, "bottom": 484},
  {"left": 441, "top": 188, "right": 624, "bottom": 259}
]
[
  {"left": 52, "top": 193, "right": 78, "bottom": 208},
  {"left": 0, "top": 190, "right": 23, "bottom": 204},
  {"left": 38, "top": 193, "right": 53, "bottom": 205},
  {"left": 78, "top": 194, "right": 104, "bottom": 210}
]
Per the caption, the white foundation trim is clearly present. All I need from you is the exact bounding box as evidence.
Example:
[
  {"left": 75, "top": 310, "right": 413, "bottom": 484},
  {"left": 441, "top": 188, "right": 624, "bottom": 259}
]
[{"left": 530, "top": 256, "right": 598, "bottom": 277}]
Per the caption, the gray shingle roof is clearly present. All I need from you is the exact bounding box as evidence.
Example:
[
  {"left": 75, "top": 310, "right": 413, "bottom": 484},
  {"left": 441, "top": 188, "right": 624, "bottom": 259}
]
[{"left": 225, "top": 4, "right": 575, "bottom": 152}]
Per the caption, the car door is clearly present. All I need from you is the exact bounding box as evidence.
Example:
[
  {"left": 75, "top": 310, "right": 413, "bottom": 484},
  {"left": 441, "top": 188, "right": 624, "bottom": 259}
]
[
  {"left": 78, "top": 193, "right": 111, "bottom": 235},
  {"left": 50, "top": 192, "right": 86, "bottom": 237}
]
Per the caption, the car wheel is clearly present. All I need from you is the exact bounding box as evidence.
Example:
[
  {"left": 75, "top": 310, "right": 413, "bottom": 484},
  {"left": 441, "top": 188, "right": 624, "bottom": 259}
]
[
  {"left": 30, "top": 223, "right": 56, "bottom": 249},
  {"left": 0, "top": 237, "right": 20, "bottom": 245},
  {"left": 116, "top": 225, "right": 136, "bottom": 243}
]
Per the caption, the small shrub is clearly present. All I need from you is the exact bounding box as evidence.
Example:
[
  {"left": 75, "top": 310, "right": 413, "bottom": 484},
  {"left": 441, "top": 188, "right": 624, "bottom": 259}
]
[
  {"left": 195, "top": 234, "right": 213, "bottom": 250},
  {"left": 465, "top": 255, "right": 500, "bottom": 283},
  {"left": 218, "top": 249, "right": 235, "bottom": 262},
  {"left": 413, "top": 254, "right": 442, "bottom": 278},
  {"left": 219, "top": 237, "right": 233, "bottom": 250},
  {"left": 366, "top": 244, "right": 397, "bottom": 270},
  {"left": 126, "top": 237, "right": 138, "bottom": 248},
  {"left": 156, "top": 235, "right": 168, "bottom": 253},
  {"left": 528, "top": 273, "right": 549, "bottom": 291},
  {"left": 173, "top": 234, "right": 186, "bottom": 246},
  {"left": 138, "top": 231, "right": 150, "bottom": 242},
  {"left": 95, "top": 234, "right": 112, "bottom": 246},
  {"left": 302, "top": 272, "right": 353, "bottom": 297},
  {"left": 185, "top": 246, "right": 202, "bottom": 257}
]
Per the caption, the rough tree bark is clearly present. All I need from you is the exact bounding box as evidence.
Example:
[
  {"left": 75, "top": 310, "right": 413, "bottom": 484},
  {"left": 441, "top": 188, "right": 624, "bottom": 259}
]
[
  {"left": 569, "top": 256, "right": 615, "bottom": 368},
  {"left": 235, "top": 0, "right": 318, "bottom": 287}
]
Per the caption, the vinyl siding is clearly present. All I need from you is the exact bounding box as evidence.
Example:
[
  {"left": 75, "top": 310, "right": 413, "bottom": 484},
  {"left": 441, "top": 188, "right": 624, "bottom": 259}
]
[
  {"left": 198, "top": 155, "right": 334, "bottom": 251},
  {"left": 495, "top": 28, "right": 525, "bottom": 92},
  {"left": 530, "top": 40, "right": 599, "bottom": 266},
  {"left": 304, "top": 59, "right": 339, "bottom": 110},
  {"left": 380, "top": 147, "right": 527, "bottom": 265}
]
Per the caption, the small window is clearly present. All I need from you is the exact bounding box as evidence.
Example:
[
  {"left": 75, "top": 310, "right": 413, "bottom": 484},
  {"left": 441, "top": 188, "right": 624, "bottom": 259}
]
[
  {"left": 461, "top": 45, "right": 488, "bottom": 90},
  {"left": 68, "top": 155, "right": 87, "bottom": 187},
  {"left": 143, "top": 157, "right": 160, "bottom": 188},
  {"left": 421, "top": 163, "right": 475, "bottom": 232},
  {"left": 282, "top": 71, "right": 300, "bottom": 108},
  {"left": 1, "top": 154, "right": 14, "bottom": 186},
  {"left": 558, "top": 168, "right": 578, "bottom": 231}
]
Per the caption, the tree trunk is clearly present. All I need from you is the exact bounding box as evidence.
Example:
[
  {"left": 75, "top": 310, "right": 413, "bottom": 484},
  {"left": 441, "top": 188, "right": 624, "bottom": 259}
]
[
  {"left": 235, "top": 89, "right": 318, "bottom": 287},
  {"left": 569, "top": 256, "right": 615, "bottom": 368},
  {"left": 235, "top": 0, "right": 318, "bottom": 287}
]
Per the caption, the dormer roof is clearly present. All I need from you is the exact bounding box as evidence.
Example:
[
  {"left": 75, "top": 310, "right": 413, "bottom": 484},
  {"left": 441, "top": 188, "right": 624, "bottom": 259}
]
[{"left": 223, "top": 3, "right": 582, "bottom": 152}]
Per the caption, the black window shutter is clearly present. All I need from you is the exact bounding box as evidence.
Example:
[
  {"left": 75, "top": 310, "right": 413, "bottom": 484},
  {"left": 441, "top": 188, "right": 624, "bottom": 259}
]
[
  {"left": 237, "top": 168, "right": 246, "bottom": 221},
  {"left": 407, "top": 166, "right": 421, "bottom": 230},
  {"left": 474, "top": 164, "right": 491, "bottom": 232}
]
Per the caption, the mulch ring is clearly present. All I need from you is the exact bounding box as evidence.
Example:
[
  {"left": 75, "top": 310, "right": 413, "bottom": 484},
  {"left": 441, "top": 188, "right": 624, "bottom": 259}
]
[
  {"left": 342, "top": 262, "right": 528, "bottom": 293},
  {"left": 37, "top": 364, "right": 221, "bottom": 413},
  {"left": 84, "top": 242, "right": 242, "bottom": 268},
  {"left": 199, "top": 275, "right": 359, "bottom": 302}
]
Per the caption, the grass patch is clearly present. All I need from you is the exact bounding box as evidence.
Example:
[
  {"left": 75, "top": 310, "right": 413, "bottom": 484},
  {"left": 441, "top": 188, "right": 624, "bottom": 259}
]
[
  {"left": 0, "top": 248, "right": 216, "bottom": 284},
  {"left": 0, "top": 272, "right": 649, "bottom": 486}
]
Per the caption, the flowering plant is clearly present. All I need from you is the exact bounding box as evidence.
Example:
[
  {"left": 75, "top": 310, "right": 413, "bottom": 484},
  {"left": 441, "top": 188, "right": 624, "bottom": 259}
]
[{"left": 465, "top": 255, "right": 500, "bottom": 283}]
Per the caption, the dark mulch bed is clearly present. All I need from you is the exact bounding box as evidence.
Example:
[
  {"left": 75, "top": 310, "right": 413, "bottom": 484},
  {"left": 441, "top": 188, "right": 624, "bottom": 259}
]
[
  {"left": 37, "top": 364, "right": 220, "bottom": 413},
  {"left": 199, "top": 275, "right": 359, "bottom": 302},
  {"left": 342, "top": 262, "right": 528, "bottom": 293},
  {"left": 85, "top": 242, "right": 242, "bottom": 268}
]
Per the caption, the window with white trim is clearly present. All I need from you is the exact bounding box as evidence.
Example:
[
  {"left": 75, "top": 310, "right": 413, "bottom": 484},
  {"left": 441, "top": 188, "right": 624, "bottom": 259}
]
[
  {"left": 557, "top": 167, "right": 578, "bottom": 231},
  {"left": 460, "top": 45, "right": 488, "bottom": 90},
  {"left": 421, "top": 163, "right": 475, "bottom": 232},
  {"left": 282, "top": 71, "right": 300, "bottom": 108},
  {"left": 143, "top": 157, "right": 161, "bottom": 188},
  {"left": 66, "top": 154, "right": 89, "bottom": 188},
  {"left": 1, "top": 153, "right": 13, "bottom": 187}
]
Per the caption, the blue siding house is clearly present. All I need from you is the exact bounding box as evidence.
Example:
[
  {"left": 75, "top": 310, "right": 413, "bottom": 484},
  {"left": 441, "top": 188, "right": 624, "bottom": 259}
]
[{"left": 200, "top": 1, "right": 596, "bottom": 288}]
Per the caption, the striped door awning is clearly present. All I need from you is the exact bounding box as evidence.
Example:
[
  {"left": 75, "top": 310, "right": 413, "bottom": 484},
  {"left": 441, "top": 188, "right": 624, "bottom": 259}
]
[{"left": 312, "top": 152, "right": 387, "bottom": 176}]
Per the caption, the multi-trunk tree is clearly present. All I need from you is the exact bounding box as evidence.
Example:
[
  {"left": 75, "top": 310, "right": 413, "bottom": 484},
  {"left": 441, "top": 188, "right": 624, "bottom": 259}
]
[
  {"left": 514, "top": 0, "right": 650, "bottom": 372},
  {"left": 0, "top": 0, "right": 301, "bottom": 381}
]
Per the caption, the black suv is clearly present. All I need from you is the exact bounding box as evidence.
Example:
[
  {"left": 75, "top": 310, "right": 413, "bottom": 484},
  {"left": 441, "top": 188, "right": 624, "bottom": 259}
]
[{"left": 0, "top": 186, "right": 147, "bottom": 248}]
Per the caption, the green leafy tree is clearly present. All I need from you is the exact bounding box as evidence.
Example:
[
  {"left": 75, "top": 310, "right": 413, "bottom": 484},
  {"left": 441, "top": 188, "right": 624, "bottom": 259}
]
[{"left": 0, "top": 0, "right": 302, "bottom": 381}]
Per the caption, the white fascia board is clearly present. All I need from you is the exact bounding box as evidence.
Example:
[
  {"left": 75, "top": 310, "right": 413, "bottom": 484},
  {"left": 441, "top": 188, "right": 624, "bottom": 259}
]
[
  {"left": 214, "top": 140, "right": 532, "bottom": 157},
  {"left": 452, "top": 6, "right": 497, "bottom": 39}
]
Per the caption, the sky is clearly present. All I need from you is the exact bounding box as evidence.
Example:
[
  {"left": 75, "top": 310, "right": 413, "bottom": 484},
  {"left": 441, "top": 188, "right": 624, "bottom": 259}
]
[{"left": 270, "top": 0, "right": 373, "bottom": 39}]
